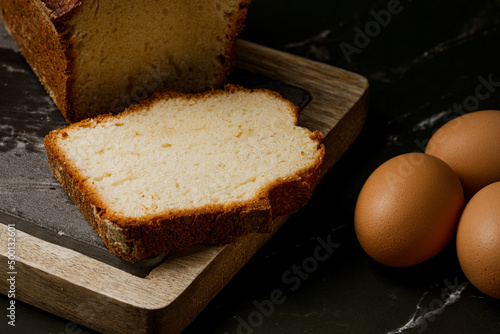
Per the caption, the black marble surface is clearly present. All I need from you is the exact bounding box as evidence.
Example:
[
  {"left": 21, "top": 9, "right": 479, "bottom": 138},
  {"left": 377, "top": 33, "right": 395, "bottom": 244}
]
[{"left": 2, "top": 0, "right": 500, "bottom": 333}]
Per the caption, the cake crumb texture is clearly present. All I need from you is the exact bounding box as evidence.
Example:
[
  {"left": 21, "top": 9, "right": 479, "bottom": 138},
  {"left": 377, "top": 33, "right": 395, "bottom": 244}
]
[{"left": 44, "top": 85, "right": 325, "bottom": 262}]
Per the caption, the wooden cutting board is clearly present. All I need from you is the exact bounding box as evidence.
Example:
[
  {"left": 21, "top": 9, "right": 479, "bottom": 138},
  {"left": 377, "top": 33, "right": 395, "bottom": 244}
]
[{"left": 0, "top": 39, "right": 368, "bottom": 334}]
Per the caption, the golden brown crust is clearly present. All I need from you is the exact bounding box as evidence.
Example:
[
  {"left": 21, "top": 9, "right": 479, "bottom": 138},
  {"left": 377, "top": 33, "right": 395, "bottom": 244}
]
[
  {"left": 217, "top": 0, "right": 252, "bottom": 88},
  {"left": 44, "top": 85, "right": 325, "bottom": 262},
  {"left": 0, "top": 0, "right": 81, "bottom": 121},
  {"left": 40, "top": 0, "right": 82, "bottom": 20},
  {"left": 267, "top": 131, "right": 325, "bottom": 219}
]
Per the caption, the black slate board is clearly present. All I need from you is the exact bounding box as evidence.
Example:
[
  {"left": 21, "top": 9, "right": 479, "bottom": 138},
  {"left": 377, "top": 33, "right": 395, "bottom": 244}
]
[{"left": 0, "top": 22, "right": 311, "bottom": 277}]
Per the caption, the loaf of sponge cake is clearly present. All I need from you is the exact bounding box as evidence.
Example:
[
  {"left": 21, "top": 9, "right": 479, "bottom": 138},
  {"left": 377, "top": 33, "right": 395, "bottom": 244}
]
[
  {"left": 44, "top": 85, "right": 325, "bottom": 262},
  {"left": 0, "top": 0, "right": 251, "bottom": 122}
]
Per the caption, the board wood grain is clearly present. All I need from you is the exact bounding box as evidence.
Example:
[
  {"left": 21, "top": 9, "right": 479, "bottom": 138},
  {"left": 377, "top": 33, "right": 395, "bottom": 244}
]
[{"left": 0, "top": 40, "right": 368, "bottom": 334}]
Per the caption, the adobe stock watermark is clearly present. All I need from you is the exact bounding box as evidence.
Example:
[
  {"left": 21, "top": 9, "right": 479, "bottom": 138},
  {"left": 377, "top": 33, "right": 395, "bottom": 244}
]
[
  {"left": 340, "top": 0, "right": 412, "bottom": 63},
  {"left": 6, "top": 223, "right": 17, "bottom": 327},
  {"left": 227, "top": 233, "right": 341, "bottom": 334},
  {"left": 414, "top": 73, "right": 500, "bottom": 151},
  {"left": 383, "top": 153, "right": 427, "bottom": 191}
]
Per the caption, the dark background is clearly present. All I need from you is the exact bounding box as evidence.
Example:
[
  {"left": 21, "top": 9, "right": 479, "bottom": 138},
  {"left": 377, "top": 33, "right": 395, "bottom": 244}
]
[{"left": 2, "top": 0, "right": 500, "bottom": 333}]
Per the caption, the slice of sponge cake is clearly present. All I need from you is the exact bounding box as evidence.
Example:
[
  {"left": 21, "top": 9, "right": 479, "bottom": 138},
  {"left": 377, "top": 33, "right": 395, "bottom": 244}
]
[{"left": 44, "top": 85, "right": 325, "bottom": 262}]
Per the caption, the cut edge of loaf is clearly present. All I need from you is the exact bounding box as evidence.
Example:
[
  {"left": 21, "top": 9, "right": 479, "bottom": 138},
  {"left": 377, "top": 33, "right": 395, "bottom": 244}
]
[
  {"left": 0, "top": 0, "right": 251, "bottom": 123},
  {"left": 44, "top": 85, "right": 325, "bottom": 262}
]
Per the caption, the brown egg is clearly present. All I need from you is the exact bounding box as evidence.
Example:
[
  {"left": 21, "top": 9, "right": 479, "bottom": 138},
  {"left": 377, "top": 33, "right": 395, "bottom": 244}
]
[
  {"left": 425, "top": 110, "right": 500, "bottom": 200},
  {"left": 354, "top": 153, "right": 464, "bottom": 267},
  {"left": 456, "top": 181, "right": 500, "bottom": 299}
]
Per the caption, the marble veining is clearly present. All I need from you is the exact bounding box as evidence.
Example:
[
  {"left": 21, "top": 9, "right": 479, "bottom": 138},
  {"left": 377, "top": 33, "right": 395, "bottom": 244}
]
[
  {"left": 0, "top": 180, "right": 60, "bottom": 194},
  {"left": 284, "top": 29, "right": 333, "bottom": 61},
  {"left": 1, "top": 62, "right": 26, "bottom": 73},
  {"left": 411, "top": 111, "right": 448, "bottom": 131},
  {"left": 411, "top": 27, "right": 498, "bottom": 69},
  {"left": 284, "top": 29, "right": 332, "bottom": 48},
  {"left": 386, "top": 281, "right": 469, "bottom": 334}
]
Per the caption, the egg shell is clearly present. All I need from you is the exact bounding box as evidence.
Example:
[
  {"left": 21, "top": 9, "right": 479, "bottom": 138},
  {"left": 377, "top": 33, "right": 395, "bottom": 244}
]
[
  {"left": 425, "top": 110, "right": 500, "bottom": 200},
  {"left": 354, "top": 153, "right": 464, "bottom": 267},
  {"left": 456, "top": 181, "right": 500, "bottom": 299}
]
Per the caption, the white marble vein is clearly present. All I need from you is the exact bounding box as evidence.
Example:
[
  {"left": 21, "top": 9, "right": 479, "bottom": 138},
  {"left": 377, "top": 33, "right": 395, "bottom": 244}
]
[
  {"left": 284, "top": 29, "right": 332, "bottom": 61},
  {"left": 1, "top": 62, "right": 26, "bottom": 74},
  {"left": 411, "top": 111, "right": 448, "bottom": 131},
  {"left": 411, "top": 15, "right": 500, "bottom": 67},
  {"left": 386, "top": 281, "right": 468, "bottom": 334},
  {"left": 284, "top": 29, "right": 332, "bottom": 48},
  {"left": 0, "top": 180, "right": 60, "bottom": 194}
]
